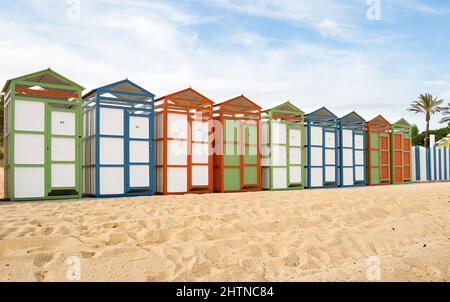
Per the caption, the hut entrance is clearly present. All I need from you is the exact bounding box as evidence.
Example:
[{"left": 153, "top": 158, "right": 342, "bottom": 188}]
[
  {"left": 367, "top": 115, "right": 391, "bottom": 185},
  {"left": 261, "top": 102, "right": 305, "bottom": 190},
  {"left": 391, "top": 118, "right": 412, "bottom": 184},
  {"left": 213, "top": 96, "right": 262, "bottom": 192}
]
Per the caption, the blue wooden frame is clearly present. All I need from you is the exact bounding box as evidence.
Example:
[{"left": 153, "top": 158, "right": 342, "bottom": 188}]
[
  {"left": 338, "top": 112, "right": 367, "bottom": 187},
  {"left": 82, "top": 79, "right": 155, "bottom": 198},
  {"left": 305, "top": 107, "right": 339, "bottom": 189}
]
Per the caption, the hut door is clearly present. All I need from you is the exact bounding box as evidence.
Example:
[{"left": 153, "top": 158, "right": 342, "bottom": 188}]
[
  {"left": 190, "top": 118, "right": 210, "bottom": 190},
  {"left": 126, "top": 113, "right": 151, "bottom": 193},
  {"left": 341, "top": 129, "right": 354, "bottom": 186},
  {"left": 49, "top": 108, "right": 78, "bottom": 195},
  {"left": 379, "top": 134, "right": 390, "bottom": 183},
  {"left": 324, "top": 129, "right": 337, "bottom": 185},
  {"left": 223, "top": 119, "right": 241, "bottom": 191},
  {"left": 288, "top": 125, "right": 302, "bottom": 186},
  {"left": 354, "top": 131, "right": 365, "bottom": 184},
  {"left": 13, "top": 100, "right": 46, "bottom": 199},
  {"left": 271, "top": 122, "right": 287, "bottom": 189},
  {"left": 242, "top": 121, "right": 259, "bottom": 189},
  {"left": 403, "top": 135, "right": 411, "bottom": 181},
  {"left": 167, "top": 113, "right": 188, "bottom": 193},
  {"left": 309, "top": 126, "right": 324, "bottom": 187}
]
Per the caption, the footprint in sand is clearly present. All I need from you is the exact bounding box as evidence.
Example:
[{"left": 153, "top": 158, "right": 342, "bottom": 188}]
[
  {"left": 33, "top": 253, "right": 54, "bottom": 267},
  {"left": 106, "top": 233, "right": 129, "bottom": 246},
  {"left": 81, "top": 251, "right": 96, "bottom": 259},
  {"left": 34, "top": 270, "right": 48, "bottom": 282}
]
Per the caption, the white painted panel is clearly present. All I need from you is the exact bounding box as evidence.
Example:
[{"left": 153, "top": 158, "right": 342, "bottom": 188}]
[
  {"left": 156, "top": 113, "right": 164, "bottom": 139},
  {"left": 310, "top": 127, "right": 323, "bottom": 146},
  {"left": 289, "top": 129, "right": 302, "bottom": 147},
  {"left": 130, "top": 165, "right": 150, "bottom": 188},
  {"left": 289, "top": 148, "right": 302, "bottom": 165},
  {"left": 100, "top": 138, "right": 124, "bottom": 165},
  {"left": 100, "top": 167, "right": 124, "bottom": 195},
  {"left": 156, "top": 168, "right": 164, "bottom": 193},
  {"left": 168, "top": 113, "right": 188, "bottom": 139},
  {"left": 325, "top": 166, "right": 336, "bottom": 182},
  {"left": 192, "top": 121, "right": 209, "bottom": 142},
  {"left": 310, "top": 168, "right": 323, "bottom": 187},
  {"left": 343, "top": 168, "right": 354, "bottom": 186},
  {"left": 51, "top": 164, "right": 75, "bottom": 188},
  {"left": 261, "top": 145, "right": 270, "bottom": 162},
  {"left": 273, "top": 168, "right": 287, "bottom": 189},
  {"left": 272, "top": 122, "right": 286, "bottom": 144},
  {"left": 261, "top": 122, "right": 269, "bottom": 145},
  {"left": 325, "top": 149, "right": 335, "bottom": 165},
  {"left": 15, "top": 100, "right": 45, "bottom": 131},
  {"left": 156, "top": 141, "right": 163, "bottom": 166},
  {"left": 310, "top": 147, "right": 323, "bottom": 166},
  {"left": 272, "top": 145, "right": 287, "bottom": 166},
  {"left": 52, "top": 138, "right": 75, "bottom": 161},
  {"left": 83, "top": 112, "right": 87, "bottom": 138},
  {"left": 355, "top": 134, "right": 364, "bottom": 149},
  {"left": 130, "top": 116, "right": 149, "bottom": 139},
  {"left": 167, "top": 168, "right": 187, "bottom": 192},
  {"left": 290, "top": 166, "right": 302, "bottom": 183},
  {"left": 100, "top": 107, "right": 123, "bottom": 135},
  {"left": 89, "top": 109, "right": 96, "bottom": 136},
  {"left": 355, "top": 151, "right": 364, "bottom": 165},
  {"left": 262, "top": 168, "right": 270, "bottom": 189},
  {"left": 343, "top": 149, "right": 353, "bottom": 166},
  {"left": 130, "top": 141, "right": 149, "bottom": 163},
  {"left": 192, "top": 143, "right": 209, "bottom": 164},
  {"left": 52, "top": 111, "right": 75, "bottom": 136},
  {"left": 168, "top": 140, "right": 187, "bottom": 165},
  {"left": 15, "top": 167, "right": 45, "bottom": 198},
  {"left": 342, "top": 129, "right": 353, "bottom": 148},
  {"left": 262, "top": 156, "right": 270, "bottom": 167},
  {"left": 191, "top": 166, "right": 208, "bottom": 186},
  {"left": 325, "top": 132, "right": 335, "bottom": 148},
  {"left": 355, "top": 166, "right": 365, "bottom": 181},
  {"left": 14, "top": 134, "right": 44, "bottom": 164}
]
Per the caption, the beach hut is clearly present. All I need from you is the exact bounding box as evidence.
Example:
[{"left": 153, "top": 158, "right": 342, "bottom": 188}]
[
  {"left": 366, "top": 115, "right": 391, "bottom": 186},
  {"left": 213, "top": 95, "right": 262, "bottom": 192},
  {"left": 261, "top": 102, "right": 305, "bottom": 191},
  {"left": 338, "top": 112, "right": 366, "bottom": 187},
  {"left": 2, "top": 69, "right": 84, "bottom": 201},
  {"left": 305, "top": 107, "right": 339, "bottom": 189},
  {"left": 82, "top": 80, "right": 155, "bottom": 197},
  {"left": 390, "top": 118, "right": 412, "bottom": 184},
  {"left": 154, "top": 88, "right": 213, "bottom": 195}
]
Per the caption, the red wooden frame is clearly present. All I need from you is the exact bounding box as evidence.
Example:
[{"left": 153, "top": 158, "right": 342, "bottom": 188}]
[
  {"left": 154, "top": 88, "right": 214, "bottom": 195},
  {"left": 366, "top": 115, "right": 391, "bottom": 186},
  {"left": 213, "top": 95, "right": 262, "bottom": 193},
  {"left": 15, "top": 88, "right": 79, "bottom": 99}
]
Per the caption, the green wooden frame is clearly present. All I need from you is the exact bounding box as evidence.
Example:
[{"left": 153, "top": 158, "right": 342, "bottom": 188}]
[
  {"left": 391, "top": 118, "right": 412, "bottom": 185},
  {"left": 261, "top": 102, "right": 305, "bottom": 191},
  {"left": 2, "top": 69, "right": 84, "bottom": 201}
]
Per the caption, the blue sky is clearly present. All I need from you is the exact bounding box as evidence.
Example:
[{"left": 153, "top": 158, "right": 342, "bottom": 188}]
[{"left": 1, "top": 0, "right": 449, "bottom": 130}]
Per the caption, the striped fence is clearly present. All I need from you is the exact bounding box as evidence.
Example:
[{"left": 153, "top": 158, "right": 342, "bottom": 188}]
[{"left": 412, "top": 146, "right": 450, "bottom": 182}]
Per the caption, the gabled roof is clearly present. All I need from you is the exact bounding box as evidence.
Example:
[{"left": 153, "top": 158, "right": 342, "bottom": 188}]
[
  {"left": 84, "top": 79, "right": 154, "bottom": 101},
  {"left": 157, "top": 87, "right": 213, "bottom": 106},
  {"left": 264, "top": 101, "right": 304, "bottom": 115},
  {"left": 2, "top": 68, "right": 84, "bottom": 93},
  {"left": 392, "top": 118, "right": 411, "bottom": 128},
  {"left": 367, "top": 114, "right": 390, "bottom": 125},
  {"left": 216, "top": 95, "right": 262, "bottom": 110},
  {"left": 339, "top": 111, "right": 366, "bottom": 122},
  {"left": 306, "top": 106, "right": 337, "bottom": 118}
]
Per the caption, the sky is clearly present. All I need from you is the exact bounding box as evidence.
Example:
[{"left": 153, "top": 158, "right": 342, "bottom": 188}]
[{"left": 0, "top": 0, "right": 449, "bottom": 131}]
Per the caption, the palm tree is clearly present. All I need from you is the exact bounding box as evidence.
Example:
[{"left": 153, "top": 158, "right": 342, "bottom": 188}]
[
  {"left": 407, "top": 94, "right": 445, "bottom": 147},
  {"left": 440, "top": 103, "right": 450, "bottom": 124}
]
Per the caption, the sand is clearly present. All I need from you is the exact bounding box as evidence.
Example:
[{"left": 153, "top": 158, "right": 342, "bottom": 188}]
[{"left": 0, "top": 169, "right": 449, "bottom": 281}]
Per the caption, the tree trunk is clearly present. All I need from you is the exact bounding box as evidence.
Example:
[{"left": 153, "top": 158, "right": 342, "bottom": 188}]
[{"left": 425, "top": 114, "right": 430, "bottom": 148}]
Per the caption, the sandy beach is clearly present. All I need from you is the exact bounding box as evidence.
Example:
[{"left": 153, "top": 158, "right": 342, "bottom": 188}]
[{"left": 0, "top": 169, "right": 449, "bottom": 282}]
